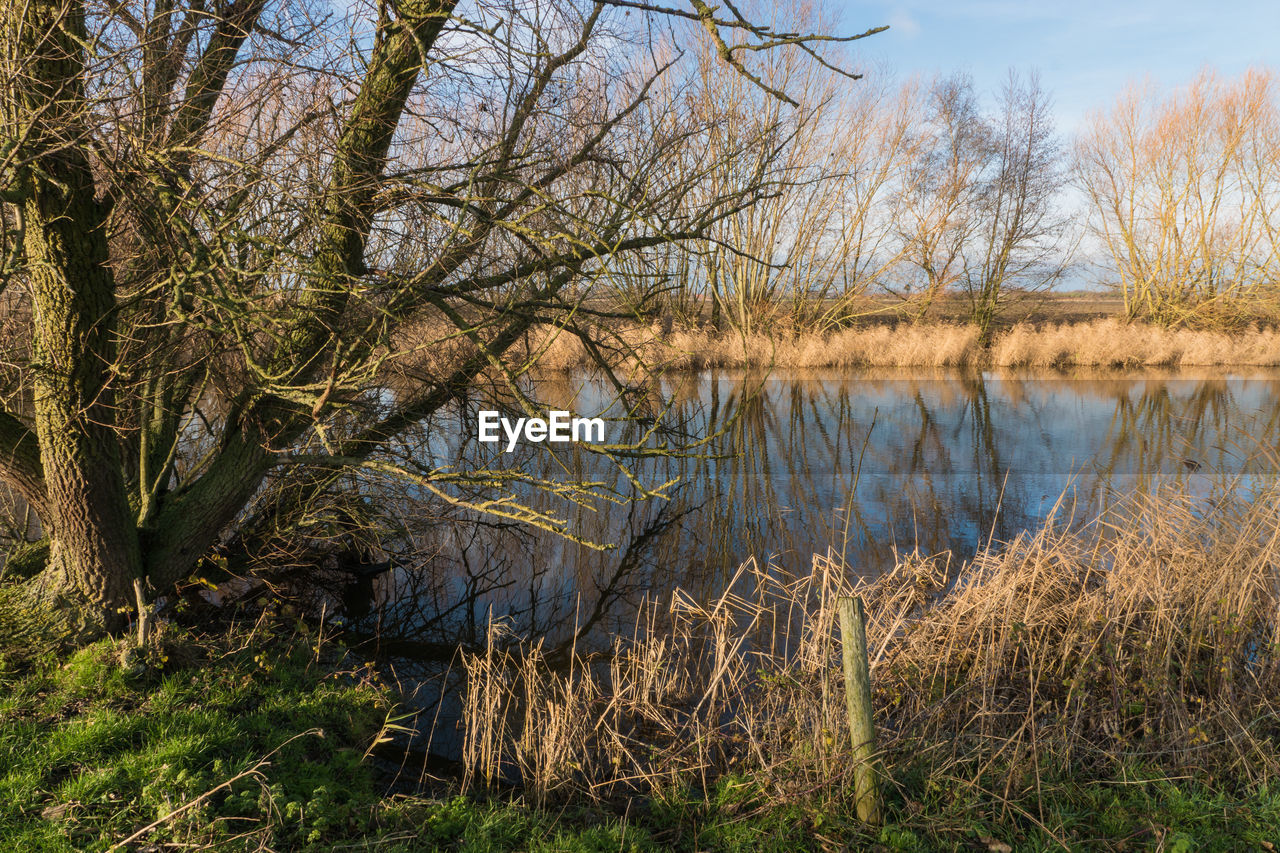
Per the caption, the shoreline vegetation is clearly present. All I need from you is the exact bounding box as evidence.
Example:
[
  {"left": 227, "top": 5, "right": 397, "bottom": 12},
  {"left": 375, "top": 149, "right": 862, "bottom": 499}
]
[
  {"left": 5, "top": 483, "right": 1280, "bottom": 849},
  {"left": 515, "top": 317, "right": 1280, "bottom": 372},
  {"left": 6, "top": 0, "right": 1280, "bottom": 846}
]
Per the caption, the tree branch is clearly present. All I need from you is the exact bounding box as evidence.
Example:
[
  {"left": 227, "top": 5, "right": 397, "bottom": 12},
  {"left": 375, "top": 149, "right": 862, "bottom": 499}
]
[{"left": 0, "top": 408, "right": 46, "bottom": 522}]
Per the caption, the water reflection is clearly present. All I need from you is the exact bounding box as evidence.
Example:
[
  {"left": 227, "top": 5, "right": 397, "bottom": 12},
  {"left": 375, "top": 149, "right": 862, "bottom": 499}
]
[{"left": 364, "top": 369, "right": 1280, "bottom": 652}]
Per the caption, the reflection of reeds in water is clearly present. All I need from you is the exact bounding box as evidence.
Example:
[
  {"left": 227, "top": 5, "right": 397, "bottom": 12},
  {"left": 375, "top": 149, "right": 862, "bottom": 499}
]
[
  {"left": 450, "top": 483, "right": 1280, "bottom": 807},
  {"left": 449, "top": 319, "right": 1280, "bottom": 372}
]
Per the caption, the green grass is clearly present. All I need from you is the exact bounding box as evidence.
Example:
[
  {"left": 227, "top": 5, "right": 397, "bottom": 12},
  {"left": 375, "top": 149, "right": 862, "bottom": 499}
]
[
  {"left": 3, "top": 621, "right": 1279, "bottom": 851},
  {"left": 365, "top": 773, "right": 1280, "bottom": 852},
  {"left": 0, "top": 622, "right": 388, "bottom": 850},
  {"left": 869, "top": 763, "right": 1280, "bottom": 852}
]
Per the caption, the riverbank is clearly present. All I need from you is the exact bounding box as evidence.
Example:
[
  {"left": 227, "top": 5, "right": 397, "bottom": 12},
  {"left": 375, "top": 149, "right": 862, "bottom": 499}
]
[
  {"left": 4, "top": 635, "right": 1277, "bottom": 852},
  {"left": 515, "top": 318, "right": 1280, "bottom": 371},
  {"left": 4, "top": 484, "right": 1280, "bottom": 850},
  {"left": 445, "top": 483, "right": 1280, "bottom": 850}
]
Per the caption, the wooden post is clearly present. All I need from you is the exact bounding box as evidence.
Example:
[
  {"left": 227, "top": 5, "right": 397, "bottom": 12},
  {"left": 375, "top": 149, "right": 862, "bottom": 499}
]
[{"left": 838, "top": 595, "right": 882, "bottom": 826}]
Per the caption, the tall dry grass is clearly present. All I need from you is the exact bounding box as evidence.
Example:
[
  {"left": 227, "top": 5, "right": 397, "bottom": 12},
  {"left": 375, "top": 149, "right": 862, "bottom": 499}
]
[
  {"left": 441, "top": 319, "right": 1280, "bottom": 375},
  {"left": 991, "top": 319, "right": 1280, "bottom": 367},
  {"left": 510, "top": 322, "right": 986, "bottom": 371},
  {"left": 446, "top": 483, "right": 1280, "bottom": 813}
]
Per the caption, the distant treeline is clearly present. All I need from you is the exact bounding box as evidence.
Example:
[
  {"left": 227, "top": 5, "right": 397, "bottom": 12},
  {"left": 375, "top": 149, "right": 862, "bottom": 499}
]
[{"left": 596, "top": 64, "right": 1280, "bottom": 336}]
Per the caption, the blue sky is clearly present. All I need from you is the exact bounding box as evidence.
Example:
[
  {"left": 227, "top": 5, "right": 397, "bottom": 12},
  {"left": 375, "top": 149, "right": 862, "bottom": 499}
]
[{"left": 842, "top": 1, "right": 1280, "bottom": 132}]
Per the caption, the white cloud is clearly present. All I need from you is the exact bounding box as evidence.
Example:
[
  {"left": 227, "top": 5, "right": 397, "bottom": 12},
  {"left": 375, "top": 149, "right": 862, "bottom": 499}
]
[{"left": 887, "top": 9, "right": 921, "bottom": 38}]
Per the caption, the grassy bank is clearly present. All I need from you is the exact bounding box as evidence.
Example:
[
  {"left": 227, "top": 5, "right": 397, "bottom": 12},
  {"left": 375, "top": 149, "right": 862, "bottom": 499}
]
[
  {"left": 0, "top": 618, "right": 398, "bottom": 850},
  {"left": 5, "top": 485, "right": 1280, "bottom": 849},
  {"left": 504, "top": 319, "right": 1280, "bottom": 371}
]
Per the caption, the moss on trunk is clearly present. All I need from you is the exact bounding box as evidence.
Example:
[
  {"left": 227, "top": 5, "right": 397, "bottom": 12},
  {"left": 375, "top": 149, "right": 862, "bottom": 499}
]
[
  {"left": 0, "top": 572, "right": 109, "bottom": 663},
  {"left": 0, "top": 540, "right": 49, "bottom": 582}
]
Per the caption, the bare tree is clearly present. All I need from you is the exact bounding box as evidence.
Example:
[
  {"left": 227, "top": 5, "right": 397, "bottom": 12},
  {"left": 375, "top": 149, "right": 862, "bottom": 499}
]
[
  {"left": 811, "top": 73, "right": 919, "bottom": 328},
  {"left": 961, "top": 71, "right": 1072, "bottom": 342},
  {"left": 653, "top": 32, "right": 915, "bottom": 336},
  {"left": 888, "top": 74, "right": 989, "bottom": 320},
  {"left": 1076, "top": 69, "right": 1279, "bottom": 325},
  {"left": 0, "top": 0, "right": 883, "bottom": 632}
]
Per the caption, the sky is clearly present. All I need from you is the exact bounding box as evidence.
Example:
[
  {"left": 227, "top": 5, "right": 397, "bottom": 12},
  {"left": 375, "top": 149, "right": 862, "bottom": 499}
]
[{"left": 844, "top": 0, "right": 1280, "bottom": 133}]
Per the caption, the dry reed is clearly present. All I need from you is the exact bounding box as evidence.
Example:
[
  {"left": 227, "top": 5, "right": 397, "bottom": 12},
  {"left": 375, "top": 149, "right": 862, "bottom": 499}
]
[
  {"left": 991, "top": 319, "right": 1280, "bottom": 367},
  {"left": 518, "top": 322, "right": 985, "bottom": 370},
  {"left": 393, "top": 319, "right": 1280, "bottom": 377},
  {"left": 446, "top": 483, "right": 1280, "bottom": 812}
]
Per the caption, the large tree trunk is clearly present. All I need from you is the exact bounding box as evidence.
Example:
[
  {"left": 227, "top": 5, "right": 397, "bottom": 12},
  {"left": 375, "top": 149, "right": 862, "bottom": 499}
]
[
  {"left": 2, "top": 0, "right": 459, "bottom": 630},
  {"left": 2, "top": 0, "right": 652, "bottom": 638},
  {"left": 9, "top": 0, "right": 142, "bottom": 627}
]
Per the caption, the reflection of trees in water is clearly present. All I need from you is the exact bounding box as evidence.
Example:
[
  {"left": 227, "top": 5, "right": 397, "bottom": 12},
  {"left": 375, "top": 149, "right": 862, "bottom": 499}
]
[
  {"left": 1094, "top": 379, "right": 1273, "bottom": 484},
  {"left": 807, "top": 373, "right": 1033, "bottom": 569},
  {"left": 364, "top": 370, "right": 1280, "bottom": 654}
]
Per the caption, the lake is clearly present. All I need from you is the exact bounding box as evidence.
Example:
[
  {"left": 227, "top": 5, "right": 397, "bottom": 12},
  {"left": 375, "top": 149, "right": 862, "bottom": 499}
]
[{"left": 358, "top": 368, "right": 1280, "bottom": 655}]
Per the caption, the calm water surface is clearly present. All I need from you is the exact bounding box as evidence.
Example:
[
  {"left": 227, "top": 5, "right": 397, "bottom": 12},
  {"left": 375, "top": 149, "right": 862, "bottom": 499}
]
[{"left": 364, "top": 368, "right": 1280, "bottom": 653}]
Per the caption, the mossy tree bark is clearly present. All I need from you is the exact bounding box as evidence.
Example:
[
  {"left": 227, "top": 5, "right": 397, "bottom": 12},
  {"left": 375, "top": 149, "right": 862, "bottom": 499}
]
[
  {"left": 0, "top": 0, "right": 459, "bottom": 627},
  {"left": 7, "top": 0, "right": 143, "bottom": 626}
]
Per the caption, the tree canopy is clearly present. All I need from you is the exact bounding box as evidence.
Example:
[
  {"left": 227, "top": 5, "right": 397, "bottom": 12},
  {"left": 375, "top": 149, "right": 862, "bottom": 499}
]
[{"left": 0, "top": 0, "right": 880, "bottom": 630}]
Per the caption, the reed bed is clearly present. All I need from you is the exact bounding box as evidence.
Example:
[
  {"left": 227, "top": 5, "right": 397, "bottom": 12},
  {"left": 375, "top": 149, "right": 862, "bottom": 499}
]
[
  {"left": 449, "top": 484, "right": 1280, "bottom": 816},
  {"left": 991, "top": 319, "right": 1280, "bottom": 367},
  {"left": 513, "top": 322, "right": 984, "bottom": 371},
  {"left": 440, "top": 319, "right": 1280, "bottom": 373}
]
